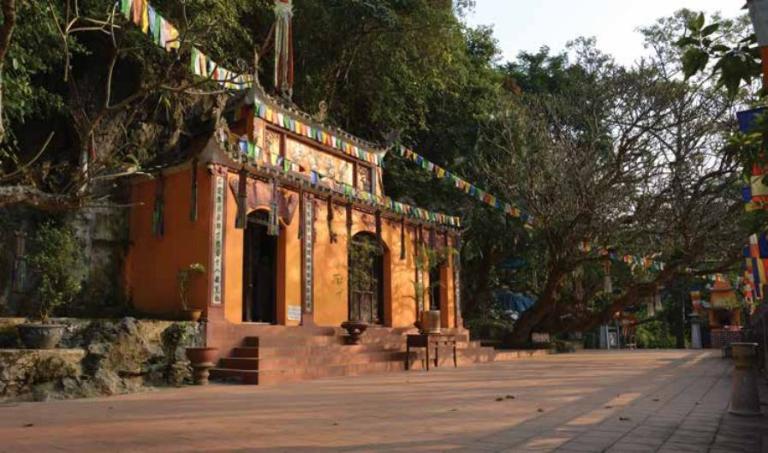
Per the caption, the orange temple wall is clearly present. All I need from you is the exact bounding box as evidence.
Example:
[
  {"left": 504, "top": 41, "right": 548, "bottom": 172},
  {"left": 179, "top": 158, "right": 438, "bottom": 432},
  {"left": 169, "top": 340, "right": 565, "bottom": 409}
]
[{"left": 126, "top": 165, "right": 456, "bottom": 329}]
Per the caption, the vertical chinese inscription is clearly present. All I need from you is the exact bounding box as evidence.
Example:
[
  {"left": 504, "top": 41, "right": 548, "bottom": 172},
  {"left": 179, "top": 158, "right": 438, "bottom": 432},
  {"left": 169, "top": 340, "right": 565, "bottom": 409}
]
[
  {"left": 303, "top": 194, "right": 314, "bottom": 313},
  {"left": 211, "top": 175, "right": 225, "bottom": 305}
]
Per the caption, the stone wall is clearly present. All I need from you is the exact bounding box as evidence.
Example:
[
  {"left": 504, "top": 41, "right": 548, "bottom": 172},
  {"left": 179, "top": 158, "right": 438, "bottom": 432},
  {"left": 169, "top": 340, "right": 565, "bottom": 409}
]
[
  {"left": 0, "top": 349, "right": 86, "bottom": 401},
  {"left": 0, "top": 317, "right": 202, "bottom": 401},
  {"left": 0, "top": 205, "right": 129, "bottom": 318}
]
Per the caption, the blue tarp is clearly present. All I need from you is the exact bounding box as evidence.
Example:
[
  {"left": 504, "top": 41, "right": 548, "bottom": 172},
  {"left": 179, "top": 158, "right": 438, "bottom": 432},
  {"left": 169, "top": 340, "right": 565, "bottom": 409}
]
[
  {"left": 495, "top": 291, "right": 535, "bottom": 313},
  {"left": 737, "top": 107, "right": 766, "bottom": 133}
]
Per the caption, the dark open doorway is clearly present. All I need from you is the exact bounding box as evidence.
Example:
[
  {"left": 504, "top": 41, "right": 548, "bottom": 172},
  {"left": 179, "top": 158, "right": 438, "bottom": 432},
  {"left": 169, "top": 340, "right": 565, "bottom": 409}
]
[
  {"left": 243, "top": 210, "right": 278, "bottom": 323},
  {"left": 348, "top": 232, "right": 385, "bottom": 324},
  {"left": 429, "top": 265, "right": 442, "bottom": 311}
]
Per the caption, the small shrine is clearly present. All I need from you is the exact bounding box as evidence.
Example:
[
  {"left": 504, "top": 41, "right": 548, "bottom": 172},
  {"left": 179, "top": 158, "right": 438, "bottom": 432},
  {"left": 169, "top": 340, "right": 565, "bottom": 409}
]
[{"left": 708, "top": 277, "right": 742, "bottom": 329}]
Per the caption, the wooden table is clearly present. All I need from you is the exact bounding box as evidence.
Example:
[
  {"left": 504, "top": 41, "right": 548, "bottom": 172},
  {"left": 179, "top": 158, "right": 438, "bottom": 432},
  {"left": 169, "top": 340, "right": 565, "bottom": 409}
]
[{"left": 406, "top": 333, "right": 457, "bottom": 371}]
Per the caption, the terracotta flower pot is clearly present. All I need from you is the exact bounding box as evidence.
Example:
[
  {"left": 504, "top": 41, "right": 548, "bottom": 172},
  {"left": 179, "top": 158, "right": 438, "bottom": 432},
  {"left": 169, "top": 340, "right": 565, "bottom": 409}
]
[
  {"left": 185, "top": 347, "right": 219, "bottom": 365},
  {"left": 17, "top": 323, "right": 66, "bottom": 349},
  {"left": 180, "top": 309, "right": 203, "bottom": 322},
  {"left": 341, "top": 321, "right": 368, "bottom": 345},
  {"left": 420, "top": 310, "right": 441, "bottom": 334},
  {"left": 186, "top": 347, "right": 218, "bottom": 386}
]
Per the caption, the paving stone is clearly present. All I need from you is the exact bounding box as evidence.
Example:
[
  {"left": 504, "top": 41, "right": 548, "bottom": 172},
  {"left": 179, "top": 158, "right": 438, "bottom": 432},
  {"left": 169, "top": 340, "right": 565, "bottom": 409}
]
[{"left": 0, "top": 350, "right": 765, "bottom": 452}]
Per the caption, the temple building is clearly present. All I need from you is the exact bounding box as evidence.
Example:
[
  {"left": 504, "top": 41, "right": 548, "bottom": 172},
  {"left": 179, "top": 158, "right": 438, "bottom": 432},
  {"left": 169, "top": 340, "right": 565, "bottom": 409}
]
[{"left": 122, "top": 88, "right": 493, "bottom": 384}]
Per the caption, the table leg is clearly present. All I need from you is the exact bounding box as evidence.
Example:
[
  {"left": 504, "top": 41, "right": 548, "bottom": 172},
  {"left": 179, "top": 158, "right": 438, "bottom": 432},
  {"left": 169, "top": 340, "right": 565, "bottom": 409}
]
[
  {"left": 425, "top": 342, "right": 430, "bottom": 371},
  {"left": 435, "top": 341, "right": 439, "bottom": 368},
  {"left": 453, "top": 342, "right": 457, "bottom": 368},
  {"left": 406, "top": 343, "right": 410, "bottom": 370}
]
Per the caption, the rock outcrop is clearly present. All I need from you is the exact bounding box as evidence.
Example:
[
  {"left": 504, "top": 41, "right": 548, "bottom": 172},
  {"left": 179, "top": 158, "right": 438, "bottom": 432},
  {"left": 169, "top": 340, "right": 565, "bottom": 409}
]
[{"left": 0, "top": 318, "right": 201, "bottom": 401}]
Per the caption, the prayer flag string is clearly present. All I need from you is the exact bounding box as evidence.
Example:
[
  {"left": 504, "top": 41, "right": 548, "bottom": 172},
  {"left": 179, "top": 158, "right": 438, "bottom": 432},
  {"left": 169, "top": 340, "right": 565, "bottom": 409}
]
[
  {"left": 252, "top": 95, "right": 384, "bottom": 167},
  {"left": 119, "top": 0, "right": 253, "bottom": 90},
  {"left": 395, "top": 145, "right": 534, "bottom": 228},
  {"left": 233, "top": 136, "right": 460, "bottom": 228}
]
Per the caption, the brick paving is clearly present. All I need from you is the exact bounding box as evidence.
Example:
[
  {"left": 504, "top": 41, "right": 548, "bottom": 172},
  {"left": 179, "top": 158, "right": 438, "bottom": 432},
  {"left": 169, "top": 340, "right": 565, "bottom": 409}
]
[{"left": 0, "top": 350, "right": 765, "bottom": 452}]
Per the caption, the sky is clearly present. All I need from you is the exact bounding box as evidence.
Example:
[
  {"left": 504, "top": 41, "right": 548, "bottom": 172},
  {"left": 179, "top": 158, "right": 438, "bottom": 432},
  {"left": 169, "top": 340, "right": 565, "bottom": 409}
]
[{"left": 464, "top": 0, "right": 746, "bottom": 66}]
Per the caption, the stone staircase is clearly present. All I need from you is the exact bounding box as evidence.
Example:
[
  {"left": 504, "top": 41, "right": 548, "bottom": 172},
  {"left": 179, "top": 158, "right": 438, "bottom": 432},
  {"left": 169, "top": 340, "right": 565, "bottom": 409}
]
[{"left": 209, "top": 326, "right": 496, "bottom": 385}]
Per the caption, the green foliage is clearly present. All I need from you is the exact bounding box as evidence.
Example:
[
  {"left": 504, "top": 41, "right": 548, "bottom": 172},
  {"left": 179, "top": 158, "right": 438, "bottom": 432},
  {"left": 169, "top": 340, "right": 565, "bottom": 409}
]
[
  {"left": 26, "top": 223, "right": 83, "bottom": 322},
  {"left": 176, "top": 263, "right": 206, "bottom": 311},
  {"left": 673, "top": 10, "right": 760, "bottom": 95},
  {"left": 635, "top": 320, "right": 677, "bottom": 349},
  {"left": 348, "top": 235, "right": 382, "bottom": 293}
]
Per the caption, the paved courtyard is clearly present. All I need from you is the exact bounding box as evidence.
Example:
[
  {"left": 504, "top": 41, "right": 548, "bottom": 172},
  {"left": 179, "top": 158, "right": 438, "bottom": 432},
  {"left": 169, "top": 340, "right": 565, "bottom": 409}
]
[{"left": 0, "top": 350, "right": 766, "bottom": 452}]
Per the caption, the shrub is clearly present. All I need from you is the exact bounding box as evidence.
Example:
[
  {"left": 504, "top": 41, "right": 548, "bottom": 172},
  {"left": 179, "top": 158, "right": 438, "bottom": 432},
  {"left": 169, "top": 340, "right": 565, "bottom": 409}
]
[{"left": 26, "top": 223, "right": 83, "bottom": 322}]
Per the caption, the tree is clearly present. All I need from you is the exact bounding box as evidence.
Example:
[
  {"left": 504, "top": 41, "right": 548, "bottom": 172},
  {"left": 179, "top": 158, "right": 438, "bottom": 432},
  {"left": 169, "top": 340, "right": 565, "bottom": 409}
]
[
  {"left": 673, "top": 10, "right": 760, "bottom": 95},
  {"left": 470, "top": 33, "right": 761, "bottom": 345}
]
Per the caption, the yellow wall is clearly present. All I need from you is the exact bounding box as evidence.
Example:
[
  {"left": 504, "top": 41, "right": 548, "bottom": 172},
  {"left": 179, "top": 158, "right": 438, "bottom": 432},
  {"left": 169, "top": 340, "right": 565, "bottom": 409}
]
[
  {"left": 312, "top": 201, "right": 453, "bottom": 328},
  {"left": 126, "top": 165, "right": 211, "bottom": 316}
]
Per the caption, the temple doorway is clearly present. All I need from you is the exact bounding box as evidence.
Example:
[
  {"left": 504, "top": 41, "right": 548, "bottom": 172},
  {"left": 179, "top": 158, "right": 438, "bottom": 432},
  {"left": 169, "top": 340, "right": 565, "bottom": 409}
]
[
  {"left": 348, "top": 232, "right": 385, "bottom": 324},
  {"left": 243, "top": 210, "right": 278, "bottom": 323},
  {"left": 429, "top": 265, "right": 442, "bottom": 311}
]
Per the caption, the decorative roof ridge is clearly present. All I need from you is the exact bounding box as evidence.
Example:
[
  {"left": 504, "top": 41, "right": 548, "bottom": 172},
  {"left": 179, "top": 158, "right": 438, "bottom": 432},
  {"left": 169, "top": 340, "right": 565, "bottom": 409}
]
[
  {"left": 216, "top": 132, "right": 460, "bottom": 228},
  {"left": 245, "top": 86, "right": 388, "bottom": 157}
]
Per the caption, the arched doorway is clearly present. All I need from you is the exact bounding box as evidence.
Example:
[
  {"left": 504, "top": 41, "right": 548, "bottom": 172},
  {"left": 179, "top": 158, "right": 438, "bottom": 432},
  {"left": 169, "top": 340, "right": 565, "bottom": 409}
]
[
  {"left": 243, "top": 210, "right": 278, "bottom": 323},
  {"left": 348, "top": 232, "right": 385, "bottom": 324}
]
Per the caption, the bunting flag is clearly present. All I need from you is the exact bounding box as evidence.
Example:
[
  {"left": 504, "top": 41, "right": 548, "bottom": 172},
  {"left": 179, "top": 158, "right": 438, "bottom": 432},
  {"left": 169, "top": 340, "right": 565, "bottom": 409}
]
[
  {"left": 252, "top": 95, "right": 384, "bottom": 166},
  {"left": 152, "top": 171, "right": 165, "bottom": 237},
  {"left": 327, "top": 196, "right": 337, "bottom": 243},
  {"left": 119, "top": 0, "right": 252, "bottom": 90},
  {"left": 235, "top": 168, "right": 248, "bottom": 229},
  {"left": 395, "top": 145, "right": 532, "bottom": 227},
  {"left": 616, "top": 254, "right": 665, "bottom": 272},
  {"left": 233, "top": 136, "right": 459, "bottom": 227},
  {"left": 268, "top": 179, "right": 279, "bottom": 236}
]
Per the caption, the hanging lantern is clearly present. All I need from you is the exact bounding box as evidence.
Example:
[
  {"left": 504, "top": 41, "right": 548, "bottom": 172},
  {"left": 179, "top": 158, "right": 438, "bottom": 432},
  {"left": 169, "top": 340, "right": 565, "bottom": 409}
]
[
  {"left": 268, "top": 178, "right": 279, "bottom": 236},
  {"left": 327, "top": 196, "right": 336, "bottom": 243},
  {"left": 273, "top": 0, "right": 294, "bottom": 98},
  {"left": 235, "top": 168, "right": 248, "bottom": 229},
  {"left": 603, "top": 257, "right": 613, "bottom": 294}
]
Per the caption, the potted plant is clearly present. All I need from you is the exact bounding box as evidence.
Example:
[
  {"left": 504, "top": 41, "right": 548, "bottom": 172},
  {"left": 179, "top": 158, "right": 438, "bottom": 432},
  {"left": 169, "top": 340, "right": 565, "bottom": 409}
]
[
  {"left": 177, "top": 263, "right": 206, "bottom": 321},
  {"left": 17, "top": 223, "right": 82, "bottom": 349},
  {"left": 185, "top": 326, "right": 218, "bottom": 385}
]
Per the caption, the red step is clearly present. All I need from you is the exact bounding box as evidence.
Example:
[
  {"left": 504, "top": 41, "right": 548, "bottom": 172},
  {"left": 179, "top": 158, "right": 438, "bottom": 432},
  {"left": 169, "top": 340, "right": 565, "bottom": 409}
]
[{"left": 210, "top": 326, "right": 495, "bottom": 386}]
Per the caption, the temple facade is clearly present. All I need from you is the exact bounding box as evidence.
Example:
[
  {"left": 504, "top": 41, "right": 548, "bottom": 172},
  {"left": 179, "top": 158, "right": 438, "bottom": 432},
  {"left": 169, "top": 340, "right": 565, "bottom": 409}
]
[{"left": 122, "top": 89, "right": 470, "bottom": 379}]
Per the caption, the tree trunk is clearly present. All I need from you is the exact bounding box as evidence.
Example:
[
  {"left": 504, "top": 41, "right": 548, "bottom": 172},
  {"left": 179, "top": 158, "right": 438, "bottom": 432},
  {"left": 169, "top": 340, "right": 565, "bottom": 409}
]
[
  {"left": 0, "top": 185, "right": 78, "bottom": 211},
  {"left": 507, "top": 266, "right": 564, "bottom": 346},
  {"left": 0, "top": 0, "right": 17, "bottom": 143}
]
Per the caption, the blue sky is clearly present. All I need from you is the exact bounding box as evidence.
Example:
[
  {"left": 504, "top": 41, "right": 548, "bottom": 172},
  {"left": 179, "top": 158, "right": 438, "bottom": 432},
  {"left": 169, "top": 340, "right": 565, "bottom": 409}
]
[{"left": 464, "top": 0, "right": 745, "bottom": 66}]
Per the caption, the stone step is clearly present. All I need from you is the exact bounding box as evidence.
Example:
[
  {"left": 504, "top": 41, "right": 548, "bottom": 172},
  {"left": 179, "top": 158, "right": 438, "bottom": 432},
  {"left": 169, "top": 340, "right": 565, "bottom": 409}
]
[
  {"left": 220, "top": 349, "right": 412, "bottom": 371},
  {"left": 243, "top": 330, "right": 471, "bottom": 348},
  {"left": 243, "top": 335, "right": 343, "bottom": 348},
  {"left": 233, "top": 344, "right": 400, "bottom": 358},
  {"left": 257, "top": 360, "right": 409, "bottom": 385},
  {"left": 212, "top": 345, "right": 495, "bottom": 385},
  {"left": 209, "top": 367, "right": 259, "bottom": 385},
  {"left": 493, "top": 349, "right": 551, "bottom": 361}
]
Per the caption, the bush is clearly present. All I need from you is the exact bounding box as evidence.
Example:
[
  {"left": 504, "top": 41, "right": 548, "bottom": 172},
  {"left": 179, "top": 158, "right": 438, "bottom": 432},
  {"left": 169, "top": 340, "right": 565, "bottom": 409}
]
[
  {"left": 635, "top": 320, "right": 676, "bottom": 349},
  {"left": 26, "top": 223, "right": 83, "bottom": 322}
]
